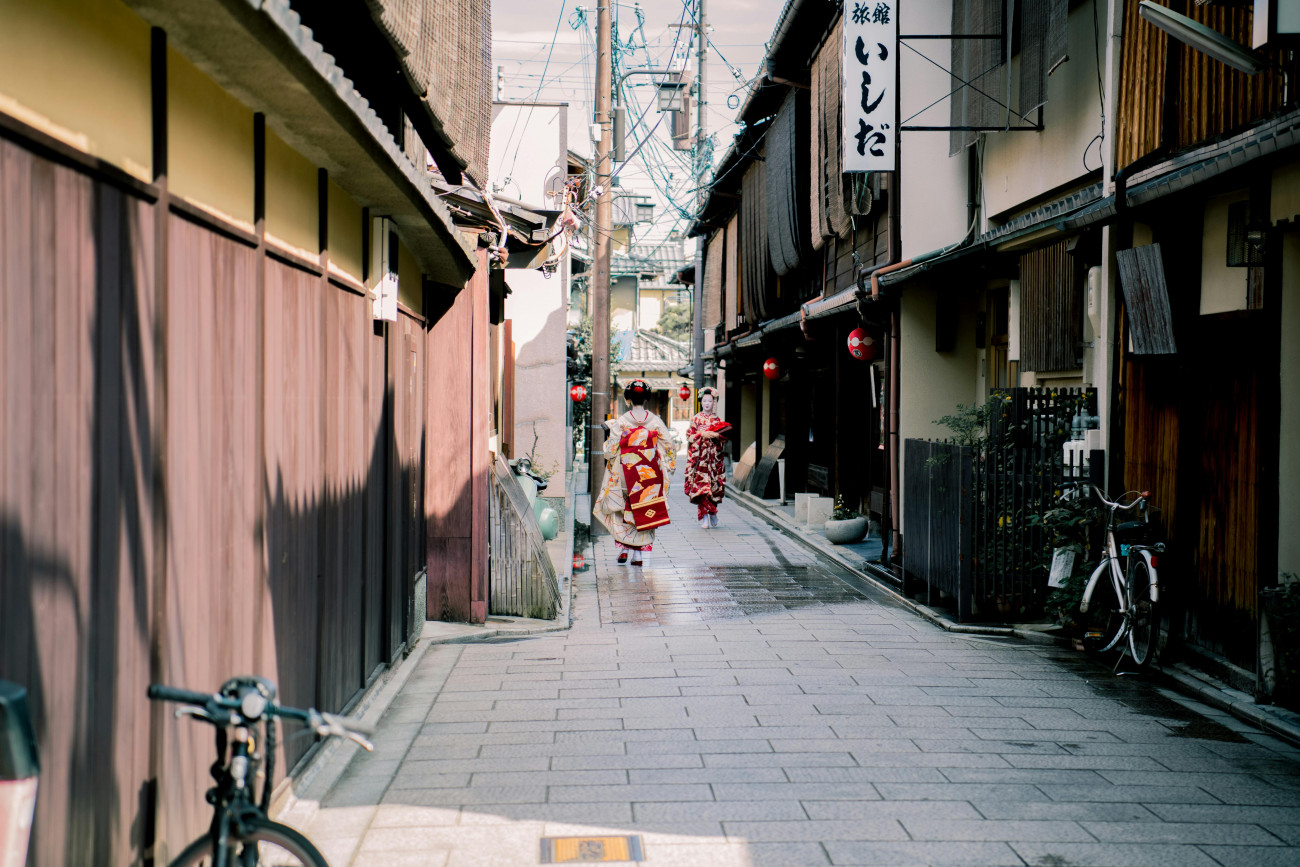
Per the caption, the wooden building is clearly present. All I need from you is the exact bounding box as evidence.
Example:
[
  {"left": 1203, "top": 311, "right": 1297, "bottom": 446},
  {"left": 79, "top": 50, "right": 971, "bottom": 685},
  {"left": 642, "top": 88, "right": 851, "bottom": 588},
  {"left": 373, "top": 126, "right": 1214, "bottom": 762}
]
[
  {"left": 693, "top": 0, "right": 1300, "bottom": 678},
  {"left": 0, "top": 0, "right": 503, "bottom": 862}
]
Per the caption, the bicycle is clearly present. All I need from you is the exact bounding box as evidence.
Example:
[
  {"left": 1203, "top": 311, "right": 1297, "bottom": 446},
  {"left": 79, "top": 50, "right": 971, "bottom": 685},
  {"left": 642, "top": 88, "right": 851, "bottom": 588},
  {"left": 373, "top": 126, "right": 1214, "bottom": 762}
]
[
  {"left": 148, "top": 676, "right": 374, "bottom": 866},
  {"left": 1059, "top": 483, "right": 1167, "bottom": 668}
]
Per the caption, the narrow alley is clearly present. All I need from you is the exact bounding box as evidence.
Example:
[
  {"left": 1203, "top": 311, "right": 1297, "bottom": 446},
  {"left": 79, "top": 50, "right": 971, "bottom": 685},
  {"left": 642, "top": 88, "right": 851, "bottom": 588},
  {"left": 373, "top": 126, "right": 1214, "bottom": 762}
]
[{"left": 298, "top": 484, "right": 1300, "bottom": 867}]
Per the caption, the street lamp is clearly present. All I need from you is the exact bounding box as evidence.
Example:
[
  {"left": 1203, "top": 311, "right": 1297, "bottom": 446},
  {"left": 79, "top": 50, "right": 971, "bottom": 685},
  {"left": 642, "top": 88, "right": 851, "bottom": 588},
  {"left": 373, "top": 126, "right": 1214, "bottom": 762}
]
[
  {"left": 655, "top": 80, "right": 688, "bottom": 112},
  {"left": 612, "top": 67, "right": 685, "bottom": 163}
]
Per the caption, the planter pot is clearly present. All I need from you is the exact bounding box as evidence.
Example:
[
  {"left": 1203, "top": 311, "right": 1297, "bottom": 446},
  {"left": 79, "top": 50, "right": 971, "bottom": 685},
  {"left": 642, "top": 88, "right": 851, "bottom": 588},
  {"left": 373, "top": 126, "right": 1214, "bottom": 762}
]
[
  {"left": 1260, "top": 587, "right": 1300, "bottom": 707},
  {"left": 824, "top": 517, "right": 867, "bottom": 545}
]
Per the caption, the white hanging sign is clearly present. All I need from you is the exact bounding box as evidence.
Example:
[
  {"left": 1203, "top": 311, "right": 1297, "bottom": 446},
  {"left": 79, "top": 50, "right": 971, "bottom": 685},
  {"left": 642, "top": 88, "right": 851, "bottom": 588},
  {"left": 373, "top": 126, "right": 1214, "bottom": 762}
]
[
  {"left": 842, "top": 0, "right": 898, "bottom": 172},
  {"left": 373, "top": 271, "right": 398, "bottom": 322}
]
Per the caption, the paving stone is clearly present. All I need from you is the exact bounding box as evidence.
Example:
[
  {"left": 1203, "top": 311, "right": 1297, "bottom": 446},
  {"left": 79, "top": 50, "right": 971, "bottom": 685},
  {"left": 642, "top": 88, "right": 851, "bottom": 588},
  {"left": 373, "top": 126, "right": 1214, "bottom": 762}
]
[
  {"left": 899, "top": 819, "right": 1093, "bottom": 842},
  {"left": 1198, "top": 846, "right": 1300, "bottom": 867},
  {"left": 300, "top": 481, "right": 1300, "bottom": 866},
  {"left": 1009, "top": 842, "right": 1223, "bottom": 866},
  {"left": 822, "top": 840, "right": 1022, "bottom": 865},
  {"left": 1079, "top": 821, "right": 1283, "bottom": 845}
]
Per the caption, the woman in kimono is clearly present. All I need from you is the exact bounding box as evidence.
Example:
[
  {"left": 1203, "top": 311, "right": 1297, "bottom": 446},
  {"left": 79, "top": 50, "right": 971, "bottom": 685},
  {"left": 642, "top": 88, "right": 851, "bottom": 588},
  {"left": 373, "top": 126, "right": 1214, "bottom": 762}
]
[
  {"left": 684, "top": 387, "right": 730, "bottom": 528},
  {"left": 593, "top": 379, "right": 677, "bottom": 566}
]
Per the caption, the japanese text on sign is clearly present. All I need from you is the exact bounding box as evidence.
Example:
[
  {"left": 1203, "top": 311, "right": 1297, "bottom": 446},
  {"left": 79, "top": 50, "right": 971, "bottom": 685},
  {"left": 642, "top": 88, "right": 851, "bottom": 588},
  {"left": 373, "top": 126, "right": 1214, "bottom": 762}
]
[{"left": 842, "top": 0, "right": 897, "bottom": 172}]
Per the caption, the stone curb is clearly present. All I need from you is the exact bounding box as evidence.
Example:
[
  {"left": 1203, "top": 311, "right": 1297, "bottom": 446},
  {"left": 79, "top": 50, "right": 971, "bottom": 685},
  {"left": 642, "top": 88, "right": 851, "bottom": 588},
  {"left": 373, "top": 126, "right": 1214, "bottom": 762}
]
[{"left": 731, "top": 488, "right": 1300, "bottom": 749}]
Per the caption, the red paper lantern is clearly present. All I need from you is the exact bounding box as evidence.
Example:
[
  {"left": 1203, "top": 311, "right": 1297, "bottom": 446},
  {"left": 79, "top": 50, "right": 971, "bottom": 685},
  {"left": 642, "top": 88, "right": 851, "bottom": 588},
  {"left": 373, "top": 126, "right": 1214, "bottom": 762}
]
[
  {"left": 678, "top": 384, "right": 691, "bottom": 401},
  {"left": 569, "top": 383, "right": 587, "bottom": 402},
  {"left": 762, "top": 357, "right": 780, "bottom": 380},
  {"left": 847, "top": 327, "right": 876, "bottom": 361}
]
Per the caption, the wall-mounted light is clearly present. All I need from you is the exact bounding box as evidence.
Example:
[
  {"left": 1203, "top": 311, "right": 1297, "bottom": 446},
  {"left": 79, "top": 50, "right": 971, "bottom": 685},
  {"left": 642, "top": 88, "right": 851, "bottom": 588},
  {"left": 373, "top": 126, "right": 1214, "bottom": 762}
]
[{"left": 1138, "top": 1, "right": 1268, "bottom": 74}]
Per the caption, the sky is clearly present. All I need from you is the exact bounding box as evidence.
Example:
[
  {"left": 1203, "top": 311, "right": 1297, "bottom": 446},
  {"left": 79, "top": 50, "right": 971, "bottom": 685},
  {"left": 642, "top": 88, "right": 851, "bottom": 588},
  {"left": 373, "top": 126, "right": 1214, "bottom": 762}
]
[{"left": 491, "top": 0, "right": 788, "bottom": 249}]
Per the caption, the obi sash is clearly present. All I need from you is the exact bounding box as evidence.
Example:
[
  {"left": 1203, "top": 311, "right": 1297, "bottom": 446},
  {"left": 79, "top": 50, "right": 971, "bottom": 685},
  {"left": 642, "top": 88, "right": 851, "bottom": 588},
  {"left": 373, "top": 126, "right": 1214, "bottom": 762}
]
[{"left": 618, "top": 426, "right": 670, "bottom": 531}]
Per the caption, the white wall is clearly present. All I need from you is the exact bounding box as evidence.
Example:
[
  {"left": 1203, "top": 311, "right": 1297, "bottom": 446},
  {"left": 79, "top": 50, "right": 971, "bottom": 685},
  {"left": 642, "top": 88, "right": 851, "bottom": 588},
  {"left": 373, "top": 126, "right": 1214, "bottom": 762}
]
[
  {"left": 491, "top": 101, "right": 569, "bottom": 493},
  {"left": 981, "top": 0, "right": 1105, "bottom": 217},
  {"left": 899, "top": 0, "right": 969, "bottom": 259},
  {"left": 1201, "top": 189, "right": 1251, "bottom": 315}
]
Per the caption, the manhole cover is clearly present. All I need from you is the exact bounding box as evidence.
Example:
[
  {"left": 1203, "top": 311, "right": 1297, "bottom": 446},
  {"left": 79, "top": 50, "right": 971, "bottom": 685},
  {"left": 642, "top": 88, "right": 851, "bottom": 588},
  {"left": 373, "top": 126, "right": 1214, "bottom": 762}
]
[{"left": 539, "top": 836, "right": 644, "bottom": 863}]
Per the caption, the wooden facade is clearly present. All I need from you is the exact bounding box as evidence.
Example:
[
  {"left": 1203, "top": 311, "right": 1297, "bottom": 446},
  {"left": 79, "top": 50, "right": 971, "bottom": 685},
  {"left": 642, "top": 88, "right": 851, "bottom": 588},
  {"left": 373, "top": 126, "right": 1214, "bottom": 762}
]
[
  {"left": 0, "top": 121, "right": 452, "bottom": 862},
  {"left": 1116, "top": 0, "right": 1289, "bottom": 169}
]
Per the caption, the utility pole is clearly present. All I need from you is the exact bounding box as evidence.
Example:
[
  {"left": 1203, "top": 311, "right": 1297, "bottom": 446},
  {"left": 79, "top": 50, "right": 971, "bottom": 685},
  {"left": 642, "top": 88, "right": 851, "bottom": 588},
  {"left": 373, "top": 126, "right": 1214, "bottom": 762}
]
[
  {"left": 691, "top": 0, "right": 707, "bottom": 391},
  {"left": 589, "top": 0, "right": 612, "bottom": 529}
]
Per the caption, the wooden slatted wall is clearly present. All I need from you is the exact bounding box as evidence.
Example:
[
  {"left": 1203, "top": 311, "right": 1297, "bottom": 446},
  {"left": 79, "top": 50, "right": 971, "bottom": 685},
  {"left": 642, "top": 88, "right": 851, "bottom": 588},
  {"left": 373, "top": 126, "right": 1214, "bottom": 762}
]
[
  {"left": 0, "top": 140, "right": 157, "bottom": 865},
  {"left": 1117, "top": 0, "right": 1287, "bottom": 169},
  {"left": 1019, "top": 239, "right": 1082, "bottom": 372},
  {"left": 161, "top": 213, "right": 261, "bottom": 848},
  {"left": 0, "top": 131, "right": 438, "bottom": 860}
]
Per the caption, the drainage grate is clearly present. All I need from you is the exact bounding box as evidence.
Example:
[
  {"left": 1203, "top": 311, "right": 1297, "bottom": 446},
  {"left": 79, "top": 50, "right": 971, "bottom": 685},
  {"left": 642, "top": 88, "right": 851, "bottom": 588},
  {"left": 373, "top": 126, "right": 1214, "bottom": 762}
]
[{"left": 539, "top": 836, "right": 644, "bottom": 863}]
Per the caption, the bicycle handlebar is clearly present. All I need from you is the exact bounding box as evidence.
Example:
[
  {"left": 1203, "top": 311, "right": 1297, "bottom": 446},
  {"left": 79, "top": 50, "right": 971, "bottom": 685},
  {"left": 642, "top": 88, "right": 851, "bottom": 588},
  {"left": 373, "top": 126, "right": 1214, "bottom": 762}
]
[
  {"left": 148, "top": 684, "right": 223, "bottom": 707},
  {"left": 1059, "top": 483, "right": 1149, "bottom": 512},
  {"left": 148, "top": 682, "right": 374, "bottom": 748}
]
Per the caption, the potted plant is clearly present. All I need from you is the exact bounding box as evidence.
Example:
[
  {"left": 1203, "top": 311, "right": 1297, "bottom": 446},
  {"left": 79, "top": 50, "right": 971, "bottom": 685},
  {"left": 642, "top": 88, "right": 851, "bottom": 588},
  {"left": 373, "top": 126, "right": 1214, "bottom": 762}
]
[
  {"left": 1260, "top": 573, "right": 1300, "bottom": 709},
  {"left": 824, "top": 496, "right": 868, "bottom": 544}
]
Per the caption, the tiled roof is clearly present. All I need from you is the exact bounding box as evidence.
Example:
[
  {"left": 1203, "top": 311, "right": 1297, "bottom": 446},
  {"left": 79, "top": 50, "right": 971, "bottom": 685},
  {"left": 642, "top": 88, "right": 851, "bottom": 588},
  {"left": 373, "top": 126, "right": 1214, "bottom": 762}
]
[
  {"left": 614, "top": 329, "right": 691, "bottom": 372},
  {"left": 612, "top": 244, "right": 689, "bottom": 277}
]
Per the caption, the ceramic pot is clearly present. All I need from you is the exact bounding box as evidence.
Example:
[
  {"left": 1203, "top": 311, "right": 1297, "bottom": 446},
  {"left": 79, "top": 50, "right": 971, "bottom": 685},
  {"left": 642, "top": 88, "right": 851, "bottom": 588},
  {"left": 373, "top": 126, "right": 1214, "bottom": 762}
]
[{"left": 824, "top": 516, "right": 867, "bottom": 544}]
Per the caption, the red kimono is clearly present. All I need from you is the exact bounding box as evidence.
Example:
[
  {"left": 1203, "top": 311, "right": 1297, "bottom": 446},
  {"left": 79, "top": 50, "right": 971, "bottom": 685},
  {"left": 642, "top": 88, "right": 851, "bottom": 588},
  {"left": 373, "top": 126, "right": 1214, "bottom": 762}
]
[{"left": 685, "top": 412, "right": 730, "bottom": 520}]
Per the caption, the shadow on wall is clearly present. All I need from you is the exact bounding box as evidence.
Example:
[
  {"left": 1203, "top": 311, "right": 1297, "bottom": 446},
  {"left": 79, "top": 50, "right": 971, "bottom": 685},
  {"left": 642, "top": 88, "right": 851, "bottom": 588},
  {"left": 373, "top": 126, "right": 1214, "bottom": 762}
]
[
  {"left": 0, "top": 148, "right": 437, "bottom": 862},
  {"left": 0, "top": 180, "right": 154, "bottom": 865}
]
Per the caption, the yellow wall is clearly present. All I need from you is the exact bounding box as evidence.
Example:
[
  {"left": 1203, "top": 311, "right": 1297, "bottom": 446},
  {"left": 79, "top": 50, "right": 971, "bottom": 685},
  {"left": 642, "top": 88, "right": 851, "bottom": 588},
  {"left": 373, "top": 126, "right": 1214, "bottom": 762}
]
[
  {"left": 898, "top": 285, "right": 980, "bottom": 535},
  {"left": 397, "top": 236, "right": 422, "bottom": 313},
  {"left": 168, "top": 47, "right": 254, "bottom": 229},
  {"left": 1273, "top": 161, "right": 1300, "bottom": 224},
  {"left": 0, "top": 0, "right": 152, "bottom": 180},
  {"left": 1280, "top": 232, "right": 1300, "bottom": 581},
  {"left": 1200, "top": 190, "right": 1250, "bottom": 315},
  {"left": 328, "top": 179, "right": 365, "bottom": 285},
  {"left": 265, "top": 126, "right": 319, "bottom": 258}
]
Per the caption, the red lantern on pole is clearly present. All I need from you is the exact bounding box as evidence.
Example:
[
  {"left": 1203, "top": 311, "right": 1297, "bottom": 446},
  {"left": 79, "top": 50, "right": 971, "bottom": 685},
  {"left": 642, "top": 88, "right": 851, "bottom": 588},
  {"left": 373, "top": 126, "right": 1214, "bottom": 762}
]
[
  {"left": 762, "top": 357, "right": 780, "bottom": 380},
  {"left": 569, "top": 383, "right": 587, "bottom": 402},
  {"left": 678, "top": 384, "right": 691, "bottom": 402},
  {"left": 847, "top": 327, "right": 876, "bottom": 361}
]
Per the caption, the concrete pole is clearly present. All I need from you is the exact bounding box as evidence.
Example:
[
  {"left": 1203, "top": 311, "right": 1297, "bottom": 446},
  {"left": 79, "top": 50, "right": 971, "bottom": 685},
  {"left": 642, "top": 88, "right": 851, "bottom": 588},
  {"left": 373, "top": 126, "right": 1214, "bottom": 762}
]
[
  {"left": 691, "top": 0, "right": 708, "bottom": 391},
  {"left": 589, "top": 0, "right": 613, "bottom": 529}
]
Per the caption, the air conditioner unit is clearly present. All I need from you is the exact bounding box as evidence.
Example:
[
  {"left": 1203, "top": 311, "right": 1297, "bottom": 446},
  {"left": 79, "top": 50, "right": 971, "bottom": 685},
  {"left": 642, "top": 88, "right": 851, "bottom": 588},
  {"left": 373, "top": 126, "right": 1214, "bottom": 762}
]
[{"left": 1254, "top": 0, "right": 1300, "bottom": 50}]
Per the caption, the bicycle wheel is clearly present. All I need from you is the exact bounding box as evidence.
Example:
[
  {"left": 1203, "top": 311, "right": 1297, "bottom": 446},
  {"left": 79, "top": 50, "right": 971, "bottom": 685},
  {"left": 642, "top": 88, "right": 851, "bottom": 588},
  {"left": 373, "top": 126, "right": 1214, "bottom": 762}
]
[
  {"left": 1081, "top": 567, "right": 1126, "bottom": 655},
  {"left": 169, "top": 817, "right": 328, "bottom": 867},
  {"left": 1128, "top": 558, "right": 1160, "bottom": 667}
]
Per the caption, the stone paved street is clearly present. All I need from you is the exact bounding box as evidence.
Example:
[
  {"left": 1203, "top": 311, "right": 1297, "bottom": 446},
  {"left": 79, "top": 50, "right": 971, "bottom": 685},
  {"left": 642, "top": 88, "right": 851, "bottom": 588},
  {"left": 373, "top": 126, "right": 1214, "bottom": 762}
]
[{"left": 302, "top": 483, "right": 1300, "bottom": 866}]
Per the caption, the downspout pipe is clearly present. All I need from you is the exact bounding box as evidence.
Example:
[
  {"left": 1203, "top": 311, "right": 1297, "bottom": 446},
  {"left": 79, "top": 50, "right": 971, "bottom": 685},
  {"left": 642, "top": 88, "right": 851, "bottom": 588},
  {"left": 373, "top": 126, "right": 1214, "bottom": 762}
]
[{"left": 1113, "top": 145, "right": 1169, "bottom": 218}]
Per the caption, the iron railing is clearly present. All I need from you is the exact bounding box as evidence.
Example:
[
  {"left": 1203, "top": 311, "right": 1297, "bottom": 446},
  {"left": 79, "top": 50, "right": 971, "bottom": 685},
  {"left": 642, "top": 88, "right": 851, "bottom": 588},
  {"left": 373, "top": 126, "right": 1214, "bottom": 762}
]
[{"left": 903, "top": 387, "right": 1103, "bottom": 621}]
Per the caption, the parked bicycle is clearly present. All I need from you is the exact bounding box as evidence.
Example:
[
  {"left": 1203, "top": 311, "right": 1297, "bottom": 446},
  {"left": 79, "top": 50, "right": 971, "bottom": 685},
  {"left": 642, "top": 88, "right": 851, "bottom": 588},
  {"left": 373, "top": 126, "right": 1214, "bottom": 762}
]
[
  {"left": 1061, "top": 482, "right": 1167, "bottom": 668},
  {"left": 148, "top": 676, "right": 374, "bottom": 866}
]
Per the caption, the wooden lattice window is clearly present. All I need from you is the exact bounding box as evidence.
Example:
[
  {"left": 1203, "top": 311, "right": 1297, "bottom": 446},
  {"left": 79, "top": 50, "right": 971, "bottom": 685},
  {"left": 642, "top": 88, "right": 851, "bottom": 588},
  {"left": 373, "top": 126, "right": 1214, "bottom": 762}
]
[{"left": 1019, "top": 240, "right": 1083, "bottom": 372}]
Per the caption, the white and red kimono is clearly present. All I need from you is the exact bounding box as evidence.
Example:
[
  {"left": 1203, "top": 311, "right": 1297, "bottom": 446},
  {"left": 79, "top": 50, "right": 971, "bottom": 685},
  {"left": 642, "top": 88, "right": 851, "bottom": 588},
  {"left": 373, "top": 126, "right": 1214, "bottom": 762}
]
[
  {"left": 593, "top": 409, "right": 677, "bottom": 552},
  {"left": 685, "top": 411, "right": 730, "bottom": 521}
]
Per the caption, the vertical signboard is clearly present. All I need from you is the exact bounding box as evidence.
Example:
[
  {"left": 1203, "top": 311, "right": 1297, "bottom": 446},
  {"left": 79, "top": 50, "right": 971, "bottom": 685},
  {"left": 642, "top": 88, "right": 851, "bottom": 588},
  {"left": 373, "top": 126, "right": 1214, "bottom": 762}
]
[{"left": 842, "top": 0, "right": 898, "bottom": 172}]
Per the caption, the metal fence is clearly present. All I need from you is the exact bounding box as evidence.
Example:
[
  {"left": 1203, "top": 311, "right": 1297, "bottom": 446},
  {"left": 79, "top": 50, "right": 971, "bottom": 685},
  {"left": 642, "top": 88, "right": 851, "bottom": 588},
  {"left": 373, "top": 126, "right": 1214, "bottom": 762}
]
[
  {"left": 489, "top": 457, "right": 562, "bottom": 619},
  {"left": 904, "top": 388, "right": 1103, "bottom": 621},
  {"left": 903, "top": 441, "right": 975, "bottom": 620}
]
